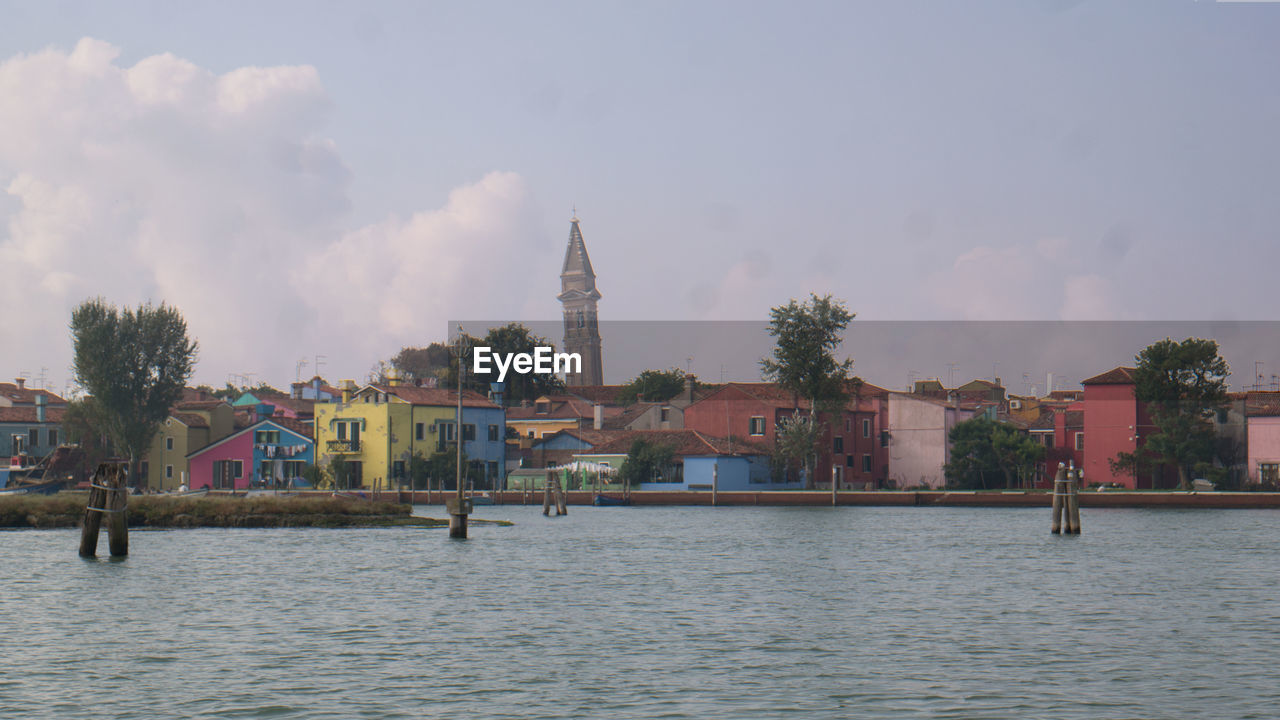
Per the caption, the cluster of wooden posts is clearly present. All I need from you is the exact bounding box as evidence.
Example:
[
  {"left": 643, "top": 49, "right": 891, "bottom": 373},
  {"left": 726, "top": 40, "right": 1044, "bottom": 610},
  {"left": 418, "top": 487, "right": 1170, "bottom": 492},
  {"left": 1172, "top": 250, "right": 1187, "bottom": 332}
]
[
  {"left": 78, "top": 463, "right": 129, "bottom": 557},
  {"left": 542, "top": 469, "right": 568, "bottom": 516},
  {"left": 1051, "top": 462, "right": 1082, "bottom": 535}
]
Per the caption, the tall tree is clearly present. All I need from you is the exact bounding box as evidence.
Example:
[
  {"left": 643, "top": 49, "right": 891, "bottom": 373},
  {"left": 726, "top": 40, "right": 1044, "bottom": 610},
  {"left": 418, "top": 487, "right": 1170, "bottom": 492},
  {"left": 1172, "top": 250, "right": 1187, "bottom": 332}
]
[
  {"left": 617, "top": 368, "right": 689, "bottom": 405},
  {"left": 761, "top": 294, "right": 855, "bottom": 413},
  {"left": 447, "top": 323, "right": 567, "bottom": 406},
  {"left": 1116, "top": 337, "right": 1230, "bottom": 490},
  {"left": 70, "top": 299, "right": 198, "bottom": 485},
  {"left": 773, "top": 413, "right": 821, "bottom": 484},
  {"left": 619, "top": 439, "right": 676, "bottom": 486},
  {"left": 944, "top": 418, "right": 1044, "bottom": 490},
  {"left": 389, "top": 343, "right": 452, "bottom": 383}
]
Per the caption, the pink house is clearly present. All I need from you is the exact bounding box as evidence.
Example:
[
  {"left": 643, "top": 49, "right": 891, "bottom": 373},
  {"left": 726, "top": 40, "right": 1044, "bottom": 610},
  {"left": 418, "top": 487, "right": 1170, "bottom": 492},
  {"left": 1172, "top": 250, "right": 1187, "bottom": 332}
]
[
  {"left": 187, "top": 418, "right": 314, "bottom": 490},
  {"left": 1246, "top": 394, "right": 1280, "bottom": 486}
]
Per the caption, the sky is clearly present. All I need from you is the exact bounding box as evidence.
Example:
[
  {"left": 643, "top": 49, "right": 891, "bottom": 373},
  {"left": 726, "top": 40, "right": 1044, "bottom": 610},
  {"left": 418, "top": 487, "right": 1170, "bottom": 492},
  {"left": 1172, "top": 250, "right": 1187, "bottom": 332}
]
[{"left": 2, "top": 0, "right": 1279, "bottom": 394}]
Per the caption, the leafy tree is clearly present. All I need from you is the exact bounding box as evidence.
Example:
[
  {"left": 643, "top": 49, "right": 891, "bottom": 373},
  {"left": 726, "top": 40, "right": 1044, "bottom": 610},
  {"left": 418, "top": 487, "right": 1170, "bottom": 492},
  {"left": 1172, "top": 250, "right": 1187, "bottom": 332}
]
[
  {"left": 391, "top": 344, "right": 452, "bottom": 383},
  {"left": 618, "top": 439, "right": 676, "bottom": 486},
  {"left": 422, "top": 448, "right": 479, "bottom": 491},
  {"left": 773, "top": 413, "right": 820, "bottom": 484},
  {"left": 60, "top": 397, "right": 117, "bottom": 478},
  {"left": 70, "top": 299, "right": 198, "bottom": 485},
  {"left": 944, "top": 418, "right": 1045, "bottom": 489},
  {"left": 617, "top": 368, "right": 689, "bottom": 405},
  {"left": 445, "top": 323, "right": 567, "bottom": 406},
  {"left": 326, "top": 455, "right": 348, "bottom": 490},
  {"left": 1113, "top": 338, "right": 1230, "bottom": 490},
  {"left": 761, "top": 294, "right": 855, "bottom": 413},
  {"left": 299, "top": 463, "right": 326, "bottom": 489}
]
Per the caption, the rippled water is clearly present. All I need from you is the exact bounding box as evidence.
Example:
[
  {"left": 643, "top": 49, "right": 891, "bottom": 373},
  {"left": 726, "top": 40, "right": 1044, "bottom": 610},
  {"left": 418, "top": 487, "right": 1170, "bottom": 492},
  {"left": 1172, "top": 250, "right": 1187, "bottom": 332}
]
[{"left": 2, "top": 506, "right": 1279, "bottom": 719}]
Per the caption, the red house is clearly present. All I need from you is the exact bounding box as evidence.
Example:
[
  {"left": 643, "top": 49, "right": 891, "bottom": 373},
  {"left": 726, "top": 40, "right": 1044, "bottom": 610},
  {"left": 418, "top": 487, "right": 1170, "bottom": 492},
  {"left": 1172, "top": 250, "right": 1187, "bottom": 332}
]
[
  {"left": 1080, "top": 366, "right": 1183, "bottom": 489},
  {"left": 683, "top": 382, "right": 889, "bottom": 489}
]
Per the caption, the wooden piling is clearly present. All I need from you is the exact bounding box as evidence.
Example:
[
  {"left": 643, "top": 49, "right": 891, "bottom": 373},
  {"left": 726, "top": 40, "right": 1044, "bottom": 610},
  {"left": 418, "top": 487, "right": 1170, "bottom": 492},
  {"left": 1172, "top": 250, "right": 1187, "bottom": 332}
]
[
  {"left": 1066, "top": 468, "right": 1082, "bottom": 534},
  {"left": 543, "top": 470, "right": 553, "bottom": 516},
  {"left": 712, "top": 464, "right": 718, "bottom": 507},
  {"left": 1050, "top": 463, "right": 1065, "bottom": 534},
  {"left": 78, "top": 464, "right": 109, "bottom": 557},
  {"left": 106, "top": 465, "right": 129, "bottom": 557}
]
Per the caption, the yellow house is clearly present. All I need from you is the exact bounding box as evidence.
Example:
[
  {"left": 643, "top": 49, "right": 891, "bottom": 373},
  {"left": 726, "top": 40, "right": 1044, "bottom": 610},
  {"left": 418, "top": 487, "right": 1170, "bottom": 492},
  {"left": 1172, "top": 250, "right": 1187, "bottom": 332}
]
[
  {"left": 143, "top": 399, "right": 235, "bottom": 490},
  {"left": 313, "top": 380, "right": 506, "bottom": 489}
]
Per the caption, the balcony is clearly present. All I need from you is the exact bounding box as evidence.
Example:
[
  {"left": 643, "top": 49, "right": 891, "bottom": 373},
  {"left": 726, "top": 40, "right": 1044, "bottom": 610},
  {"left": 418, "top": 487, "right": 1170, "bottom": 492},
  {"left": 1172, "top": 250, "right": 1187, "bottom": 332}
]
[{"left": 327, "top": 439, "right": 361, "bottom": 453}]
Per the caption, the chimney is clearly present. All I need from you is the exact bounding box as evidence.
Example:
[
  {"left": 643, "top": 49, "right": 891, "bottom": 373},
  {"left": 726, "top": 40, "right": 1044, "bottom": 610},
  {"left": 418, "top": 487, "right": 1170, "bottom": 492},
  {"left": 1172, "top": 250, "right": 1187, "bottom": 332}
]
[
  {"left": 387, "top": 368, "right": 401, "bottom": 387},
  {"left": 15, "top": 377, "right": 25, "bottom": 391},
  {"left": 291, "top": 382, "right": 302, "bottom": 400},
  {"left": 341, "top": 379, "right": 355, "bottom": 404},
  {"left": 313, "top": 376, "right": 322, "bottom": 398},
  {"left": 36, "top": 394, "right": 46, "bottom": 423},
  {"left": 593, "top": 403, "right": 604, "bottom": 430},
  {"left": 684, "top": 374, "right": 697, "bottom": 405}
]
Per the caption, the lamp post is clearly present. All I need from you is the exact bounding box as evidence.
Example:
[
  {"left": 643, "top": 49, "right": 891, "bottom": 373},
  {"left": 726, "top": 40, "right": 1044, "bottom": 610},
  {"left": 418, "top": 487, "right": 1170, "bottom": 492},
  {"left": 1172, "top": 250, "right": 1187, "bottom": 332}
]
[{"left": 448, "top": 325, "right": 471, "bottom": 539}]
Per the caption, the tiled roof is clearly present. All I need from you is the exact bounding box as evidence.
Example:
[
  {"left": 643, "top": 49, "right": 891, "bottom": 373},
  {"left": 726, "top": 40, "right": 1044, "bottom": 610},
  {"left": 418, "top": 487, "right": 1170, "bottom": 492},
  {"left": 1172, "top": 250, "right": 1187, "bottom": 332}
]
[
  {"left": 583, "top": 429, "right": 771, "bottom": 457},
  {"left": 566, "top": 385, "right": 629, "bottom": 405},
  {"left": 533, "top": 428, "right": 632, "bottom": 448},
  {"left": 369, "top": 384, "right": 500, "bottom": 409},
  {"left": 0, "top": 383, "right": 67, "bottom": 406},
  {"left": 175, "top": 399, "right": 227, "bottom": 411},
  {"left": 1246, "top": 393, "right": 1280, "bottom": 417},
  {"left": 700, "top": 380, "right": 882, "bottom": 410},
  {"left": 507, "top": 394, "right": 617, "bottom": 421},
  {"left": 0, "top": 407, "right": 66, "bottom": 423},
  {"left": 1081, "top": 367, "right": 1137, "bottom": 386},
  {"left": 1028, "top": 408, "right": 1056, "bottom": 431},
  {"left": 170, "top": 412, "right": 209, "bottom": 428},
  {"left": 271, "top": 417, "right": 314, "bottom": 439}
]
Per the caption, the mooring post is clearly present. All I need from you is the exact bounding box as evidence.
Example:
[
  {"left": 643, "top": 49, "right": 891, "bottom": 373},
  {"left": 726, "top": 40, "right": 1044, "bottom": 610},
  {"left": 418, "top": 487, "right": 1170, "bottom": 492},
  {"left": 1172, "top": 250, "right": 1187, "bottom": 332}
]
[
  {"left": 78, "top": 464, "right": 108, "bottom": 557},
  {"left": 831, "top": 468, "right": 838, "bottom": 507},
  {"left": 557, "top": 469, "right": 568, "bottom": 515},
  {"left": 1066, "top": 467, "right": 1082, "bottom": 534},
  {"left": 543, "top": 470, "right": 553, "bottom": 516},
  {"left": 106, "top": 464, "right": 129, "bottom": 557},
  {"left": 1051, "top": 462, "right": 1066, "bottom": 534},
  {"left": 712, "top": 463, "right": 718, "bottom": 506}
]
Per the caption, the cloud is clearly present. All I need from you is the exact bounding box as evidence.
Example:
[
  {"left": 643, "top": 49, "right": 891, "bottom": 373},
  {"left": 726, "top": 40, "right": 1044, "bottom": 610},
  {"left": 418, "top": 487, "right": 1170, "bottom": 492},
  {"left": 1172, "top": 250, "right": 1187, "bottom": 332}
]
[{"left": 0, "top": 38, "right": 537, "bottom": 390}]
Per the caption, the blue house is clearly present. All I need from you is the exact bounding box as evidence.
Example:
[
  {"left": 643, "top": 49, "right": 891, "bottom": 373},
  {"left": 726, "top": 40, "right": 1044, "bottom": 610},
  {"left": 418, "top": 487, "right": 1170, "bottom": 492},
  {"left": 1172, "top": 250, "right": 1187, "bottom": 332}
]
[
  {"left": 0, "top": 400, "right": 64, "bottom": 488},
  {"left": 573, "top": 429, "right": 802, "bottom": 491}
]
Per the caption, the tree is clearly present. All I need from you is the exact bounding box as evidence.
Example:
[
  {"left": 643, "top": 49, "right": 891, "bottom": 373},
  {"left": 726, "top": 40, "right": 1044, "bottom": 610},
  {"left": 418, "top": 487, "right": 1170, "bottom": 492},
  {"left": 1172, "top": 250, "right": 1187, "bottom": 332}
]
[
  {"left": 618, "top": 439, "right": 676, "bottom": 486},
  {"left": 944, "top": 418, "right": 1045, "bottom": 490},
  {"left": 60, "top": 397, "right": 117, "bottom": 479},
  {"left": 616, "top": 368, "right": 689, "bottom": 405},
  {"left": 70, "top": 299, "right": 198, "bottom": 485},
  {"left": 448, "top": 323, "right": 566, "bottom": 406},
  {"left": 390, "top": 343, "right": 452, "bottom": 383},
  {"left": 760, "top": 294, "right": 855, "bottom": 413},
  {"left": 1117, "top": 337, "right": 1230, "bottom": 490},
  {"left": 773, "top": 413, "right": 821, "bottom": 484}
]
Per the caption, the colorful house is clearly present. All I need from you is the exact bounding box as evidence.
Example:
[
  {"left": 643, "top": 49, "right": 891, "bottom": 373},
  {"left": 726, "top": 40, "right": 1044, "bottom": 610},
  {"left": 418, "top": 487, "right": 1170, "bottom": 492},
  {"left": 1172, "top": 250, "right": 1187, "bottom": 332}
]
[
  {"left": 506, "top": 394, "right": 619, "bottom": 442},
  {"left": 683, "top": 382, "right": 889, "bottom": 489},
  {"left": 313, "top": 380, "right": 506, "bottom": 490},
  {"left": 571, "top": 429, "right": 786, "bottom": 491},
  {"left": 143, "top": 399, "right": 236, "bottom": 491},
  {"left": 187, "top": 417, "right": 314, "bottom": 490}
]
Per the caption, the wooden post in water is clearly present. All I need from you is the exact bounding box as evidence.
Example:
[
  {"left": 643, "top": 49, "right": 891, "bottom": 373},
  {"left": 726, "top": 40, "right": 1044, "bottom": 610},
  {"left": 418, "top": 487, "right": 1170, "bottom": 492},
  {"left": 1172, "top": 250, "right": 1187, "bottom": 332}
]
[
  {"left": 831, "top": 467, "right": 838, "bottom": 507},
  {"left": 106, "top": 464, "right": 129, "bottom": 557},
  {"left": 543, "top": 470, "right": 553, "bottom": 516},
  {"left": 557, "top": 469, "right": 568, "bottom": 515},
  {"left": 1050, "top": 462, "right": 1066, "bottom": 534},
  {"left": 78, "top": 464, "right": 110, "bottom": 557},
  {"left": 1066, "top": 467, "right": 1082, "bottom": 534}
]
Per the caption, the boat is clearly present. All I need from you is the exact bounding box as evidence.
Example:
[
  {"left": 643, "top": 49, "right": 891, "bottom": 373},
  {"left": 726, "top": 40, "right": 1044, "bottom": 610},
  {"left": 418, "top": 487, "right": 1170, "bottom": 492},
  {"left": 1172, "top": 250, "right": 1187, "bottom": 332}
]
[
  {"left": 0, "top": 453, "right": 61, "bottom": 495},
  {"left": 468, "top": 492, "right": 495, "bottom": 506},
  {"left": 592, "top": 494, "right": 630, "bottom": 507}
]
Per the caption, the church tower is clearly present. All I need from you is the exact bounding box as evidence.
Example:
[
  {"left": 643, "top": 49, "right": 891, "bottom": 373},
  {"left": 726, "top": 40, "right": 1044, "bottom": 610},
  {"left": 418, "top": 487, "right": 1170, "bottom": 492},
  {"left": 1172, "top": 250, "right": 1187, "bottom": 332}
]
[{"left": 557, "top": 214, "right": 603, "bottom": 386}]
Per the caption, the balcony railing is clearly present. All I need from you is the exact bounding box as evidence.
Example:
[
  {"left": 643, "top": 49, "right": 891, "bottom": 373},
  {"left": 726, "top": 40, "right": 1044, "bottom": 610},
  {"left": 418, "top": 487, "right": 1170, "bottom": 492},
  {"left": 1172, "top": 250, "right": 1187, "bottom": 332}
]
[{"left": 327, "top": 439, "right": 361, "bottom": 453}]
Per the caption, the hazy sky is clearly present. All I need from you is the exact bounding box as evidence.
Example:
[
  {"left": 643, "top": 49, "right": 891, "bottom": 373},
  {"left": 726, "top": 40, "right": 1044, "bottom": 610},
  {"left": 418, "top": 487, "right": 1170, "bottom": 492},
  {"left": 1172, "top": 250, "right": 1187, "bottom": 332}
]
[{"left": 2, "top": 1, "right": 1278, "bottom": 393}]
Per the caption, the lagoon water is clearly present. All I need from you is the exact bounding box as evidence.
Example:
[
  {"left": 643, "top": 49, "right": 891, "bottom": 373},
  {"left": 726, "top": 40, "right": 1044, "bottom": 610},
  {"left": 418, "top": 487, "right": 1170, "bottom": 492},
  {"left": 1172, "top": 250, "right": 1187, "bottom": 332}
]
[{"left": 2, "top": 505, "right": 1279, "bottom": 719}]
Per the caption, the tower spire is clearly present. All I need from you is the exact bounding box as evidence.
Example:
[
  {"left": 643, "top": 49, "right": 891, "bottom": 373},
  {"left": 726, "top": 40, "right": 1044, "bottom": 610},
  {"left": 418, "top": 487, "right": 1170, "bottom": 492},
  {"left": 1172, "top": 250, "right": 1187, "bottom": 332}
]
[{"left": 557, "top": 212, "right": 603, "bottom": 386}]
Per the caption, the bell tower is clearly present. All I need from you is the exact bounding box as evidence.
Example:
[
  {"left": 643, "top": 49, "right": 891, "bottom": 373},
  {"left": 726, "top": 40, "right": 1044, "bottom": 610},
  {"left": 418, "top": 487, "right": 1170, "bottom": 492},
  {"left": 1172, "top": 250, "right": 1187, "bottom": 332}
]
[{"left": 557, "top": 214, "right": 603, "bottom": 386}]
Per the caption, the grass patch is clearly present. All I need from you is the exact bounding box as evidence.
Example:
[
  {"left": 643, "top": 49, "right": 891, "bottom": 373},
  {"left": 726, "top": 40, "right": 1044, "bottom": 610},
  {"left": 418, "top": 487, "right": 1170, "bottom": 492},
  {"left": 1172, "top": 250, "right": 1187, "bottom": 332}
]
[{"left": 0, "top": 494, "right": 454, "bottom": 529}]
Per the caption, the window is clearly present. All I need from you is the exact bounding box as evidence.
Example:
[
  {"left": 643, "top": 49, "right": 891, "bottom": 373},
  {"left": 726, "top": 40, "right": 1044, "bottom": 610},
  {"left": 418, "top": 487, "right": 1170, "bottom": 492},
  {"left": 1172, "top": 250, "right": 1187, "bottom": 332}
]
[
  {"left": 862, "top": 419, "right": 871, "bottom": 438},
  {"left": 416, "top": 423, "right": 425, "bottom": 441},
  {"left": 462, "top": 424, "right": 476, "bottom": 442},
  {"left": 846, "top": 454, "right": 855, "bottom": 467},
  {"left": 1261, "top": 463, "right": 1280, "bottom": 483},
  {"left": 1217, "top": 409, "right": 1229, "bottom": 424},
  {"left": 880, "top": 431, "right": 890, "bottom": 448},
  {"left": 165, "top": 465, "right": 173, "bottom": 479},
  {"left": 48, "top": 429, "right": 57, "bottom": 446},
  {"left": 748, "top": 416, "right": 766, "bottom": 436},
  {"left": 166, "top": 437, "right": 174, "bottom": 451},
  {"left": 283, "top": 461, "right": 304, "bottom": 479},
  {"left": 862, "top": 454, "right": 872, "bottom": 473},
  {"left": 487, "top": 461, "right": 499, "bottom": 478},
  {"left": 527, "top": 429, "right": 535, "bottom": 438},
  {"left": 536, "top": 401, "right": 551, "bottom": 414},
  {"left": 254, "top": 430, "right": 280, "bottom": 444},
  {"left": 845, "top": 418, "right": 851, "bottom": 432},
  {"left": 488, "top": 424, "right": 500, "bottom": 442},
  {"left": 442, "top": 423, "right": 456, "bottom": 442},
  {"left": 660, "top": 407, "right": 670, "bottom": 422},
  {"left": 833, "top": 436, "right": 844, "bottom": 453},
  {"left": 337, "top": 423, "right": 347, "bottom": 441},
  {"left": 232, "top": 460, "right": 243, "bottom": 479},
  {"left": 29, "top": 429, "right": 38, "bottom": 448},
  {"left": 1074, "top": 433, "right": 1084, "bottom": 451}
]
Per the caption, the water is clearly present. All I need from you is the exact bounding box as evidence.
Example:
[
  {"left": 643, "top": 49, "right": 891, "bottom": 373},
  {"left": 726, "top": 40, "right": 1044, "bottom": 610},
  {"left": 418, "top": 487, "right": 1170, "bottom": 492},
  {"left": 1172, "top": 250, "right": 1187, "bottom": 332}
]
[{"left": 2, "top": 506, "right": 1278, "bottom": 719}]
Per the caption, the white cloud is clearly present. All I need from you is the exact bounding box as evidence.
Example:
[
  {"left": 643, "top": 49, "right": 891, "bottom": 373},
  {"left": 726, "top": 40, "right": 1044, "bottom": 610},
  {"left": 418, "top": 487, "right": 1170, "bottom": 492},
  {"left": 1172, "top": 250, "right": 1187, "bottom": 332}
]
[{"left": 0, "top": 38, "right": 538, "bottom": 390}]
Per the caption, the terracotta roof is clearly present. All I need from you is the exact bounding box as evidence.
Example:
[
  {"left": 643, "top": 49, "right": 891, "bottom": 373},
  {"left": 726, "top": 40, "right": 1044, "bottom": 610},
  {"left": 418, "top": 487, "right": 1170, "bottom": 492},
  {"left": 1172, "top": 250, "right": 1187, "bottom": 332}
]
[
  {"left": 1028, "top": 408, "right": 1056, "bottom": 431},
  {"left": 176, "top": 399, "right": 227, "bottom": 411},
  {"left": 1064, "top": 410, "right": 1084, "bottom": 428},
  {"left": 602, "top": 403, "right": 661, "bottom": 429},
  {"left": 0, "top": 407, "right": 66, "bottom": 423},
  {"left": 271, "top": 416, "right": 314, "bottom": 439},
  {"left": 1082, "top": 367, "right": 1137, "bottom": 386},
  {"left": 0, "top": 383, "right": 67, "bottom": 406},
  {"left": 566, "top": 385, "right": 629, "bottom": 405},
  {"left": 368, "top": 384, "right": 500, "bottom": 409},
  {"left": 1047, "top": 390, "right": 1084, "bottom": 400},
  {"left": 260, "top": 396, "right": 317, "bottom": 417},
  {"left": 507, "top": 394, "right": 617, "bottom": 421},
  {"left": 170, "top": 412, "right": 209, "bottom": 428},
  {"left": 533, "top": 428, "right": 632, "bottom": 448},
  {"left": 1246, "top": 393, "right": 1280, "bottom": 417},
  {"left": 583, "top": 429, "right": 771, "bottom": 457}
]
